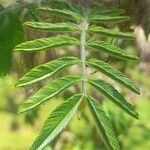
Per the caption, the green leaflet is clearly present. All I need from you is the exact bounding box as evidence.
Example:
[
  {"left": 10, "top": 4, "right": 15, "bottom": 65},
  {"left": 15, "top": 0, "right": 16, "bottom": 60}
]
[
  {"left": 19, "top": 76, "right": 81, "bottom": 113},
  {"left": 39, "top": 7, "right": 81, "bottom": 22},
  {"left": 88, "top": 26, "right": 135, "bottom": 40},
  {"left": 87, "top": 40, "right": 138, "bottom": 61},
  {"left": 48, "top": 0, "right": 80, "bottom": 13},
  {"left": 31, "top": 94, "right": 82, "bottom": 150},
  {"left": 87, "top": 59, "right": 140, "bottom": 94},
  {"left": 90, "top": 9, "right": 126, "bottom": 16},
  {"left": 87, "top": 96, "right": 120, "bottom": 150},
  {"left": 88, "top": 80, "right": 139, "bottom": 119},
  {"left": 89, "top": 15, "right": 131, "bottom": 23},
  {"left": 16, "top": 57, "right": 80, "bottom": 87},
  {"left": 27, "top": 3, "right": 40, "bottom": 22},
  {"left": 14, "top": 36, "right": 79, "bottom": 51},
  {"left": 24, "top": 22, "right": 79, "bottom": 32}
]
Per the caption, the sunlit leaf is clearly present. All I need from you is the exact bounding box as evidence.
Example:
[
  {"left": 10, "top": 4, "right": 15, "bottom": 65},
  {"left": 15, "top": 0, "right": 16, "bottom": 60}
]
[
  {"left": 14, "top": 36, "right": 79, "bottom": 51},
  {"left": 88, "top": 26, "right": 134, "bottom": 40},
  {"left": 17, "top": 57, "right": 80, "bottom": 87},
  {"left": 39, "top": 7, "right": 81, "bottom": 21},
  {"left": 19, "top": 76, "right": 81, "bottom": 113},
  {"left": 88, "top": 79, "right": 139, "bottom": 119},
  {"left": 90, "top": 9, "right": 125, "bottom": 16},
  {"left": 87, "top": 40, "right": 139, "bottom": 61},
  {"left": 31, "top": 94, "right": 82, "bottom": 150},
  {"left": 87, "top": 96, "right": 120, "bottom": 150},
  {"left": 24, "top": 22, "right": 79, "bottom": 32},
  {"left": 87, "top": 59, "right": 140, "bottom": 94},
  {"left": 90, "top": 15, "right": 131, "bottom": 23}
]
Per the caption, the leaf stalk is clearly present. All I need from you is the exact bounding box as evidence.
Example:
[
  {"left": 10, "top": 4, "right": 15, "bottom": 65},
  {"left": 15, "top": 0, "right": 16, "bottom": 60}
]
[{"left": 80, "top": 17, "right": 88, "bottom": 96}]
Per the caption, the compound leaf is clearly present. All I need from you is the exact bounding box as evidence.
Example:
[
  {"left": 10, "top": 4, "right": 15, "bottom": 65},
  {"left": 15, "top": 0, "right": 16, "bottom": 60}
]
[
  {"left": 31, "top": 94, "right": 82, "bottom": 150},
  {"left": 14, "top": 36, "right": 79, "bottom": 51},
  {"left": 87, "top": 96, "right": 120, "bottom": 150},
  {"left": 17, "top": 57, "right": 80, "bottom": 87},
  {"left": 87, "top": 40, "right": 138, "bottom": 61},
  {"left": 19, "top": 76, "right": 81, "bottom": 113},
  {"left": 88, "top": 79, "right": 139, "bottom": 119},
  {"left": 87, "top": 59, "right": 140, "bottom": 94}
]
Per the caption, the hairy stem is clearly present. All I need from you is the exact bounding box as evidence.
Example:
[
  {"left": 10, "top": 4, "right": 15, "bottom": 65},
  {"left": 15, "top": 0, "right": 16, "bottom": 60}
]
[{"left": 80, "top": 18, "right": 88, "bottom": 96}]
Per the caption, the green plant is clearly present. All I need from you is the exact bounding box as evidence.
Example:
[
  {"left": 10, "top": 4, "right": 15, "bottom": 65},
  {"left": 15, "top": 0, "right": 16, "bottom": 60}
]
[{"left": 14, "top": 1, "right": 140, "bottom": 150}]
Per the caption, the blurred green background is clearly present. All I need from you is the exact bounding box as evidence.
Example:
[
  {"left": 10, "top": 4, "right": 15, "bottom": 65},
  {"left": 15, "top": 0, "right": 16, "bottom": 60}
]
[{"left": 0, "top": 0, "right": 150, "bottom": 150}]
